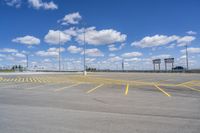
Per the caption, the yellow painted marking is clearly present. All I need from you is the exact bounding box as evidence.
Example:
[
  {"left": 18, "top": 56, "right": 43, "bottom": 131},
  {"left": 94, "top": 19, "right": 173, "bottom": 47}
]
[
  {"left": 125, "top": 84, "right": 129, "bottom": 95},
  {"left": 86, "top": 84, "right": 104, "bottom": 94},
  {"left": 176, "top": 80, "right": 194, "bottom": 86},
  {"left": 183, "top": 85, "right": 200, "bottom": 92},
  {"left": 14, "top": 78, "right": 18, "bottom": 82},
  {"left": 33, "top": 78, "right": 37, "bottom": 83},
  {"left": 54, "top": 83, "right": 81, "bottom": 92},
  {"left": 154, "top": 84, "right": 171, "bottom": 97}
]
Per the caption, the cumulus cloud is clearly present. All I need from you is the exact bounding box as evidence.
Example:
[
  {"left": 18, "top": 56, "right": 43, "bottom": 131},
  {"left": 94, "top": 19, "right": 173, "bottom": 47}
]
[
  {"left": 180, "top": 47, "right": 200, "bottom": 54},
  {"left": 177, "top": 36, "right": 196, "bottom": 46},
  {"left": 44, "top": 30, "right": 71, "bottom": 45},
  {"left": 12, "top": 35, "right": 40, "bottom": 45},
  {"left": 108, "top": 43, "right": 125, "bottom": 51},
  {"left": 67, "top": 45, "right": 82, "bottom": 54},
  {"left": 81, "top": 48, "right": 104, "bottom": 57},
  {"left": 4, "top": 0, "right": 21, "bottom": 8},
  {"left": 0, "top": 48, "right": 18, "bottom": 53},
  {"left": 125, "top": 58, "right": 142, "bottom": 62},
  {"left": 76, "top": 27, "right": 127, "bottom": 45},
  {"left": 107, "top": 56, "right": 122, "bottom": 62},
  {"left": 121, "top": 52, "right": 143, "bottom": 58},
  {"left": 186, "top": 31, "right": 197, "bottom": 35},
  {"left": 131, "top": 35, "right": 179, "bottom": 48},
  {"left": 12, "top": 52, "right": 26, "bottom": 58},
  {"left": 132, "top": 34, "right": 196, "bottom": 48},
  {"left": 151, "top": 54, "right": 171, "bottom": 59},
  {"left": 86, "top": 58, "right": 96, "bottom": 63},
  {"left": 28, "top": 0, "right": 58, "bottom": 10},
  {"left": 36, "top": 47, "right": 65, "bottom": 57},
  {"left": 58, "top": 12, "right": 82, "bottom": 25}
]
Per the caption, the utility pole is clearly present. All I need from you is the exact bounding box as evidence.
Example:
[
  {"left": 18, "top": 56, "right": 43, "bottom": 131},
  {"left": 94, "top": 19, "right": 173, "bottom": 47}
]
[
  {"left": 58, "top": 28, "right": 61, "bottom": 71},
  {"left": 122, "top": 59, "right": 124, "bottom": 71},
  {"left": 185, "top": 44, "right": 189, "bottom": 70},
  {"left": 83, "top": 23, "right": 87, "bottom": 76},
  {"left": 26, "top": 54, "right": 28, "bottom": 70}
]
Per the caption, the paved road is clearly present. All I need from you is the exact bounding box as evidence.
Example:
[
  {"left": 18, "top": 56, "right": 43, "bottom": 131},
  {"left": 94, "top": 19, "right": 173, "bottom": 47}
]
[{"left": 0, "top": 72, "right": 200, "bottom": 133}]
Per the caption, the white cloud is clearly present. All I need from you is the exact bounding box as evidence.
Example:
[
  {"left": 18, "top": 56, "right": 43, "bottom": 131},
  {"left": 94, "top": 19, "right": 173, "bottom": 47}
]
[
  {"left": 81, "top": 48, "right": 104, "bottom": 57},
  {"left": 64, "top": 27, "right": 78, "bottom": 36},
  {"left": 44, "top": 30, "right": 71, "bottom": 45},
  {"left": 177, "top": 36, "right": 196, "bottom": 46},
  {"left": 0, "top": 48, "right": 18, "bottom": 53},
  {"left": 44, "top": 58, "right": 51, "bottom": 62},
  {"left": 12, "top": 35, "right": 40, "bottom": 45},
  {"left": 181, "top": 47, "right": 200, "bottom": 54},
  {"left": 151, "top": 54, "right": 171, "bottom": 59},
  {"left": 132, "top": 34, "right": 196, "bottom": 48},
  {"left": 36, "top": 47, "right": 65, "bottom": 57},
  {"left": 12, "top": 53, "right": 26, "bottom": 58},
  {"left": 186, "top": 31, "right": 197, "bottom": 35},
  {"left": 131, "top": 34, "right": 179, "bottom": 48},
  {"left": 76, "top": 27, "right": 127, "bottom": 45},
  {"left": 121, "top": 52, "right": 143, "bottom": 58},
  {"left": 108, "top": 43, "right": 125, "bottom": 51},
  {"left": 166, "top": 43, "right": 176, "bottom": 49},
  {"left": 67, "top": 45, "right": 82, "bottom": 54},
  {"left": 28, "top": 0, "right": 58, "bottom": 10},
  {"left": 107, "top": 56, "right": 122, "bottom": 62},
  {"left": 58, "top": 12, "right": 82, "bottom": 25},
  {"left": 4, "top": 0, "right": 21, "bottom": 8},
  {"left": 125, "top": 58, "right": 142, "bottom": 62},
  {"left": 86, "top": 58, "right": 96, "bottom": 63}
]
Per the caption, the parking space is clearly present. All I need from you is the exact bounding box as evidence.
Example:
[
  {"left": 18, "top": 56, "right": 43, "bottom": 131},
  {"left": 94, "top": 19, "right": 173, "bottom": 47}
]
[{"left": 0, "top": 72, "right": 200, "bottom": 133}]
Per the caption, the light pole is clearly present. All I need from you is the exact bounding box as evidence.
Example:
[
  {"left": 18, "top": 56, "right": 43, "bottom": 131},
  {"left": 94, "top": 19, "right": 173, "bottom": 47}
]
[
  {"left": 26, "top": 54, "right": 29, "bottom": 70},
  {"left": 185, "top": 44, "right": 189, "bottom": 70},
  {"left": 58, "top": 29, "right": 61, "bottom": 71},
  {"left": 83, "top": 23, "right": 87, "bottom": 76}
]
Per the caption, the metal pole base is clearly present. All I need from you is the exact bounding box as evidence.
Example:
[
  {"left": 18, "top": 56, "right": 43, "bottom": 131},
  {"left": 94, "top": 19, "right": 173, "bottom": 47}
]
[{"left": 83, "top": 71, "right": 87, "bottom": 76}]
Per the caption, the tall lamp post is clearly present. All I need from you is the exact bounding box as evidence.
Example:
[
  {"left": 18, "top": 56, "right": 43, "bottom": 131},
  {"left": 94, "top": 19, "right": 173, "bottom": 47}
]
[
  {"left": 58, "top": 29, "right": 61, "bottom": 71},
  {"left": 26, "top": 54, "right": 29, "bottom": 70},
  {"left": 83, "top": 23, "right": 87, "bottom": 76},
  {"left": 185, "top": 44, "right": 189, "bottom": 70}
]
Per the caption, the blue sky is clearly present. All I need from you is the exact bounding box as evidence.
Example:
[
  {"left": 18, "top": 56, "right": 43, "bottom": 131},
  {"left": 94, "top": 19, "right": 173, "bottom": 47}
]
[{"left": 0, "top": 0, "right": 200, "bottom": 70}]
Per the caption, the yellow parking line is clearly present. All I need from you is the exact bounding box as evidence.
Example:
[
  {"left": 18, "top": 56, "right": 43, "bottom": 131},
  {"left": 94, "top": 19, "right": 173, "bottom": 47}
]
[
  {"left": 86, "top": 84, "right": 104, "bottom": 94},
  {"left": 183, "top": 85, "right": 200, "bottom": 92},
  {"left": 54, "top": 83, "right": 81, "bottom": 92},
  {"left": 176, "top": 80, "right": 194, "bottom": 86},
  {"left": 154, "top": 84, "right": 171, "bottom": 97},
  {"left": 125, "top": 84, "right": 129, "bottom": 95}
]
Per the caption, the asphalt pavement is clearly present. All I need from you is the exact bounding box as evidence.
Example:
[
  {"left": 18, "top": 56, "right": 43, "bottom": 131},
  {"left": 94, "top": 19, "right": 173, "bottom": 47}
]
[{"left": 0, "top": 72, "right": 200, "bottom": 133}]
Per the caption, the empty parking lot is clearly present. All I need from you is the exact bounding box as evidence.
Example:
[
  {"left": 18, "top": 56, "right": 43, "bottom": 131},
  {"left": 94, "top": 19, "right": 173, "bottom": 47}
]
[{"left": 0, "top": 72, "right": 200, "bottom": 133}]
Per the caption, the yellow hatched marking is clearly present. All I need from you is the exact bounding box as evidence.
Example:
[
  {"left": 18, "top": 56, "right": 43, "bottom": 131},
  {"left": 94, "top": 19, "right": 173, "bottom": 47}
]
[
  {"left": 125, "top": 84, "right": 129, "bottom": 95},
  {"left": 154, "top": 84, "right": 171, "bottom": 97},
  {"left": 32, "top": 78, "right": 37, "bottom": 83},
  {"left": 86, "top": 84, "right": 104, "bottom": 94},
  {"left": 54, "top": 83, "right": 81, "bottom": 92},
  {"left": 14, "top": 78, "right": 18, "bottom": 82}
]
